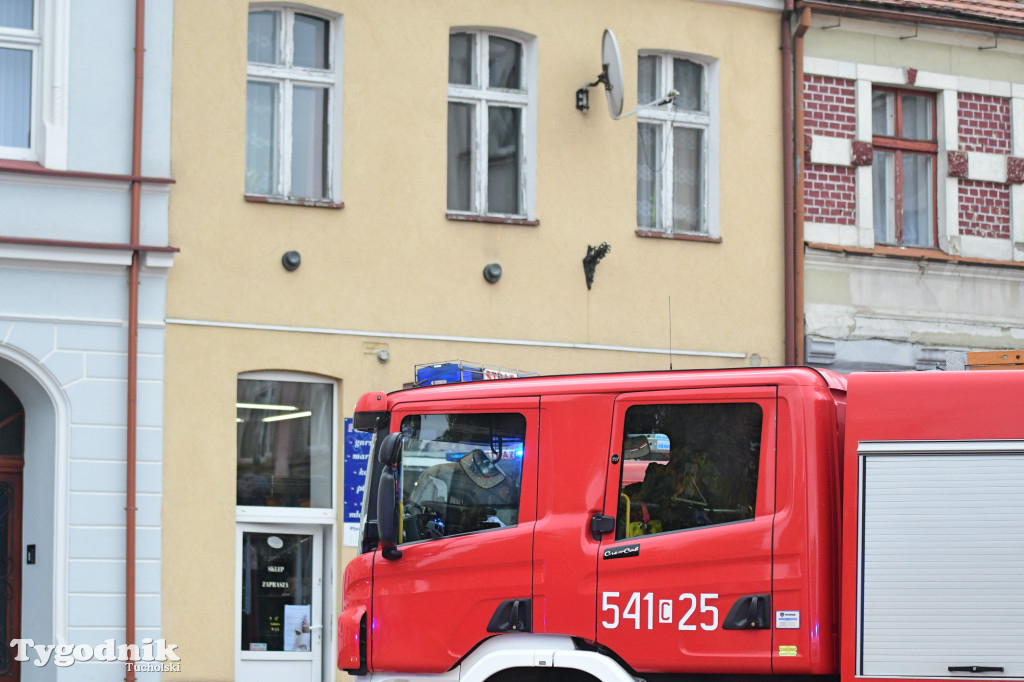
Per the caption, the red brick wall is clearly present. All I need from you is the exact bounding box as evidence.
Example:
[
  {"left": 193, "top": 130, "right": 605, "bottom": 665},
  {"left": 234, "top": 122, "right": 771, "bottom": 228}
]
[
  {"left": 958, "top": 93, "right": 1011, "bottom": 154},
  {"left": 959, "top": 180, "right": 1010, "bottom": 238},
  {"left": 957, "top": 94, "right": 1012, "bottom": 239},
  {"left": 805, "top": 165, "right": 856, "bottom": 226},
  {"left": 804, "top": 75, "right": 857, "bottom": 138},
  {"left": 804, "top": 76, "right": 857, "bottom": 226}
]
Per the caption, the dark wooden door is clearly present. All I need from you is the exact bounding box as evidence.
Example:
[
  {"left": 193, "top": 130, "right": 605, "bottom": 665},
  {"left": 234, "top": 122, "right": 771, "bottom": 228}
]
[{"left": 0, "top": 380, "right": 24, "bottom": 682}]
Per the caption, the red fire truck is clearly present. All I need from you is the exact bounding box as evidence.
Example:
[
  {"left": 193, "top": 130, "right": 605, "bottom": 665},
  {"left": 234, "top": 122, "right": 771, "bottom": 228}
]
[{"left": 339, "top": 361, "right": 1024, "bottom": 682}]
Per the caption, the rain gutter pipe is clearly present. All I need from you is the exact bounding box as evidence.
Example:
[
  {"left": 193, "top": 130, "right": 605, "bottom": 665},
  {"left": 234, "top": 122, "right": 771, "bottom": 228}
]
[
  {"left": 782, "top": 0, "right": 796, "bottom": 365},
  {"left": 125, "top": 0, "right": 146, "bottom": 678}
]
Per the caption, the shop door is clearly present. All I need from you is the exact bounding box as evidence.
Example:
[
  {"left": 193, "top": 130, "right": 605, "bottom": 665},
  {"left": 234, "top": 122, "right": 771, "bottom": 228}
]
[
  {"left": 595, "top": 387, "right": 777, "bottom": 675},
  {"left": 0, "top": 380, "right": 23, "bottom": 682},
  {"left": 237, "top": 524, "right": 323, "bottom": 682}
]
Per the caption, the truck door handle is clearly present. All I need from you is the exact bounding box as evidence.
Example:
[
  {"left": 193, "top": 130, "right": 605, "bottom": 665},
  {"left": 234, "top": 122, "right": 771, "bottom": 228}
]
[
  {"left": 590, "top": 514, "right": 615, "bottom": 541},
  {"left": 949, "top": 667, "right": 1005, "bottom": 674},
  {"left": 723, "top": 593, "right": 771, "bottom": 630}
]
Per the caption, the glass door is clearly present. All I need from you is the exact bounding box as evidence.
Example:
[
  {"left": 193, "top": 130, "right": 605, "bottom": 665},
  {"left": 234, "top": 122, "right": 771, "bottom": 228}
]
[{"left": 236, "top": 524, "right": 323, "bottom": 682}]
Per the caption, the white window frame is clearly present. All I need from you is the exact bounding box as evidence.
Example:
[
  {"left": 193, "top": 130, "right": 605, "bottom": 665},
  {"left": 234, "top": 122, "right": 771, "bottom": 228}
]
[
  {"left": 636, "top": 51, "right": 720, "bottom": 239},
  {"left": 235, "top": 370, "right": 338, "bottom": 524},
  {"left": 447, "top": 27, "right": 537, "bottom": 221},
  {"left": 246, "top": 5, "right": 343, "bottom": 203},
  {"left": 0, "top": 0, "right": 68, "bottom": 168}
]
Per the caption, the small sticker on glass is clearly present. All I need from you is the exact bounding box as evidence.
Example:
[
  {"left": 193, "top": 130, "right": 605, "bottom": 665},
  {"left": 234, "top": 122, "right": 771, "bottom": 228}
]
[{"left": 775, "top": 610, "right": 800, "bottom": 629}]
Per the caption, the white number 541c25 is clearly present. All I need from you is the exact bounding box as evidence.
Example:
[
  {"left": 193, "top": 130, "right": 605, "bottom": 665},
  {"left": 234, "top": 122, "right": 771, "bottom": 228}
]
[{"left": 600, "top": 591, "right": 719, "bottom": 631}]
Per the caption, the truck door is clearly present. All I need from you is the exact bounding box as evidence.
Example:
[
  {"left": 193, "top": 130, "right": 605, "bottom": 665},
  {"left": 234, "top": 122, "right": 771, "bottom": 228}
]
[
  {"left": 370, "top": 397, "right": 538, "bottom": 673},
  {"left": 596, "top": 387, "right": 777, "bottom": 674}
]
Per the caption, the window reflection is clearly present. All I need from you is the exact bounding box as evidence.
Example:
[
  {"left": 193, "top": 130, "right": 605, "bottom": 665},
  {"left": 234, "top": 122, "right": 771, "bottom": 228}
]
[{"left": 237, "top": 379, "right": 332, "bottom": 508}]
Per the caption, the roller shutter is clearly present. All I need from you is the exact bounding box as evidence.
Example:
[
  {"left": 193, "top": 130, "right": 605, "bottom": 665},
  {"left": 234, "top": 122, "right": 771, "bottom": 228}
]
[{"left": 858, "top": 442, "right": 1024, "bottom": 679}]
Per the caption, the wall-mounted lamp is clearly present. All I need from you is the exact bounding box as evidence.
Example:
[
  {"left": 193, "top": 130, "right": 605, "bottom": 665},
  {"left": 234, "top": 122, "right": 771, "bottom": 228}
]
[
  {"left": 282, "top": 250, "right": 301, "bottom": 271},
  {"left": 583, "top": 243, "right": 610, "bottom": 290},
  {"left": 376, "top": 349, "right": 390, "bottom": 363},
  {"left": 483, "top": 263, "right": 502, "bottom": 283}
]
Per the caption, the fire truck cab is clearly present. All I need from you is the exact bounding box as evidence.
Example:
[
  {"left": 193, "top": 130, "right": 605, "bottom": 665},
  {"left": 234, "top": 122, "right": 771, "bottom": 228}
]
[{"left": 339, "top": 366, "right": 1024, "bottom": 682}]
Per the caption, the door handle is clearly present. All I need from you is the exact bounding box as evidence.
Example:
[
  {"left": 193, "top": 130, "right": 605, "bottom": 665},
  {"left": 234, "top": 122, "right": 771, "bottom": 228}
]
[
  {"left": 590, "top": 514, "right": 615, "bottom": 541},
  {"left": 722, "top": 594, "right": 771, "bottom": 630},
  {"left": 309, "top": 624, "right": 323, "bottom": 630}
]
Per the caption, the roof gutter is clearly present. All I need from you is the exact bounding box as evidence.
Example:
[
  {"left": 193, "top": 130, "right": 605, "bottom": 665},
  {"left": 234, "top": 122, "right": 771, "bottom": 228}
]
[{"left": 796, "top": 1, "right": 1024, "bottom": 39}]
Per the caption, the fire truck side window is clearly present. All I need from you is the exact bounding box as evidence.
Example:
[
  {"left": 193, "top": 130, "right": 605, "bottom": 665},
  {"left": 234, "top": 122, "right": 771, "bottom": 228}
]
[
  {"left": 398, "top": 412, "right": 526, "bottom": 544},
  {"left": 615, "top": 403, "right": 762, "bottom": 540}
]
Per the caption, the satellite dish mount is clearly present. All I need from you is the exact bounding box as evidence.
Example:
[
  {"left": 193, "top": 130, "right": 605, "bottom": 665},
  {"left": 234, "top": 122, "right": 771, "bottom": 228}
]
[{"left": 576, "top": 29, "right": 678, "bottom": 119}]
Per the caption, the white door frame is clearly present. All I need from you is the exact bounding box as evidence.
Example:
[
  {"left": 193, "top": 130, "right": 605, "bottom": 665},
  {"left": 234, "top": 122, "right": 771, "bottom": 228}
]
[{"left": 235, "top": 522, "right": 325, "bottom": 682}]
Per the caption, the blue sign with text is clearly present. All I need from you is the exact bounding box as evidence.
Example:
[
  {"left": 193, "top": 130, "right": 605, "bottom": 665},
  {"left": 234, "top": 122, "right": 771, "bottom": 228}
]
[{"left": 343, "top": 418, "right": 373, "bottom": 525}]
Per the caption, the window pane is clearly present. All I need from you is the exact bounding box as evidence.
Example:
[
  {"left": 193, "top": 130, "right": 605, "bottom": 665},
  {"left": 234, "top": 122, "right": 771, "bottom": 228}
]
[
  {"left": 448, "top": 33, "right": 474, "bottom": 86},
  {"left": 637, "top": 55, "right": 658, "bottom": 104},
  {"left": 902, "top": 94, "right": 932, "bottom": 141},
  {"left": 0, "top": 0, "right": 32, "bottom": 29},
  {"left": 872, "top": 150, "right": 896, "bottom": 244},
  {"left": 236, "top": 379, "right": 333, "bottom": 508},
  {"left": 0, "top": 47, "right": 31, "bottom": 148},
  {"left": 673, "top": 58, "right": 703, "bottom": 111},
  {"left": 399, "top": 413, "right": 526, "bottom": 543},
  {"left": 615, "top": 403, "right": 763, "bottom": 539},
  {"left": 872, "top": 91, "right": 894, "bottom": 136},
  {"left": 902, "top": 153, "right": 933, "bottom": 246},
  {"left": 240, "top": 533, "right": 313, "bottom": 652},
  {"left": 245, "top": 81, "right": 277, "bottom": 195},
  {"left": 488, "top": 106, "right": 521, "bottom": 214},
  {"left": 247, "top": 11, "right": 279, "bottom": 65},
  {"left": 488, "top": 36, "right": 521, "bottom": 90},
  {"left": 673, "top": 127, "right": 703, "bottom": 233},
  {"left": 291, "top": 86, "right": 328, "bottom": 199},
  {"left": 637, "top": 122, "right": 663, "bottom": 228},
  {"left": 447, "top": 102, "right": 473, "bottom": 211},
  {"left": 293, "top": 14, "right": 329, "bottom": 70}
]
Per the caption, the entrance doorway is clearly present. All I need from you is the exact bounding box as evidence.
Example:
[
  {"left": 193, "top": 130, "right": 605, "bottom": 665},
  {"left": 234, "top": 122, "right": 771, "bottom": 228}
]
[
  {"left": 0, "top": 380, "right": 24, "bottom": 682},
  {"left": 236, "top": 524, "right": 324, "bottom": 682}
]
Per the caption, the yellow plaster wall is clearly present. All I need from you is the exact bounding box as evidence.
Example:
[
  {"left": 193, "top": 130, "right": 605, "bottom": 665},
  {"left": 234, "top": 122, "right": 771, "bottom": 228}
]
[{"left": 165, "top": 1, "right": 784, "bottom": 679}]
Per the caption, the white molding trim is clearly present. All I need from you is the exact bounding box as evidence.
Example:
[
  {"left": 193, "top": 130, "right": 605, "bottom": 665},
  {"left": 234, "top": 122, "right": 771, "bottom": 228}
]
[
  {"left": 0, "top": 244, "right": 174, "bottom": 271},
  {"left": 166, "top": 318, "right": 747, "bottom": 359},
  {"left": 806, "top": 221, "right": 860, "bottom": 246},
  {"left": 0, "top": 342, "right": 72, "bottom": 645},
  {"left": 1013, "top": 184, "right": 1024, "bottom": 262},
  {"left": 959, "top": 234, "right": 1013, "bottom": 261},
  {"left": 808, "top": 134, "right": 852, "bottom": 166},
  {"left": 805, "top": 57, "right": 1021, "bottom": 100},
  {"left": 39, "top": 0, "right": 69, "bottom": 170},
  {"left": 966, "top": 152, "right": 1007, "bottom": 183},
  {"left": 691, "top": 0, "right": 783, "bottom": 10}
]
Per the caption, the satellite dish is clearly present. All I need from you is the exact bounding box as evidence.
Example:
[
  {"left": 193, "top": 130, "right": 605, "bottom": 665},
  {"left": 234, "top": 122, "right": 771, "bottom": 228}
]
[
  {"left": 575, "top": 29, "right": 677, "bottom": 118},
  {"left": 601, "top": 29, "right": 624, "bottom": 119}
]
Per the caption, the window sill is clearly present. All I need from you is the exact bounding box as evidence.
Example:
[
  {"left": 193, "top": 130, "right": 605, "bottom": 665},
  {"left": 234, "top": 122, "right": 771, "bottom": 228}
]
[
  {"left": 447, "top": 213, "right": 539, "bottom": 227},
  {"left": 245, "top": 194, "right": 344, "bottom": 209},
  {"left": 635, "top": 229, "right": 722, "bottom": 243},
  {"left": 806, "top": 241, "right": 1024, "bottom": 268}
]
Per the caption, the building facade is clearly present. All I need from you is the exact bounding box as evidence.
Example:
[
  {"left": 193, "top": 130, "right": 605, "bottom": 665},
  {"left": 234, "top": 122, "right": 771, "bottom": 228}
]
[
  {"left": 795, "top": 0, "right": 1024, "bottom": 370},
  {"left": 165, "top": 0, "right": 786, "bottom": 679},
  {"left": 0, "top": 0, "right": 174, "bottom": 680}
]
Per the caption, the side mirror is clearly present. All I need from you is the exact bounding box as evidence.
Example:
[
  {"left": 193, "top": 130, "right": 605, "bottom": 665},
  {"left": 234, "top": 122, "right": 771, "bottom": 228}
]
[
  {"left": 376, "top": 432, "right": 404, "bottom": 560},
  {"left": 377, "top": 432, "right": 403, "bottom": 467}
]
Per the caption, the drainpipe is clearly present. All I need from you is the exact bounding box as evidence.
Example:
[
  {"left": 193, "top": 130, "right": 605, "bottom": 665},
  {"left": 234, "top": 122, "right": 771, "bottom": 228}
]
[
  {"left": 126, "top": 0, "right": 145, "bottom": 680},
  {"left": 782, "top": 0, "right": 796, "bottom": 366},
  {"left": 794, "top": 6, "right": 812, "bottom": 365}
]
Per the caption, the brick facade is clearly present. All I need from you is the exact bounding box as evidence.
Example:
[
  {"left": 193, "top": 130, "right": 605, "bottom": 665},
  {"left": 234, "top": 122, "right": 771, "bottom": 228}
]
[
  {"left": 959, "top": 180, "right": 1011, "bottom": 238},
  {"left": 804, "top": 75, "right": 857, "bottom": 138},
  {"left": 805, "top": 165, "right": 857, "bottom": 225},
  {"left": 958, "top": 92, "right": 1011, "bottom": 154}
]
